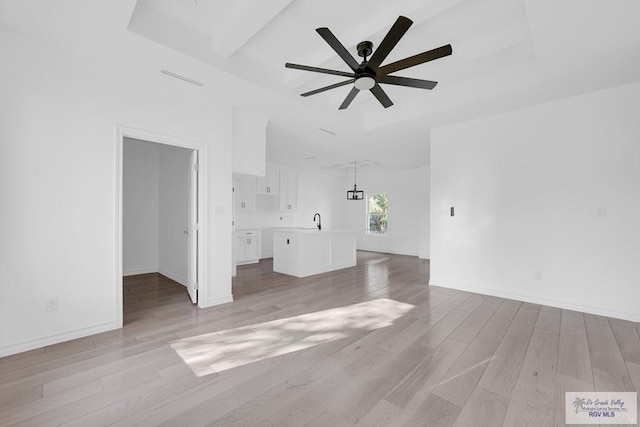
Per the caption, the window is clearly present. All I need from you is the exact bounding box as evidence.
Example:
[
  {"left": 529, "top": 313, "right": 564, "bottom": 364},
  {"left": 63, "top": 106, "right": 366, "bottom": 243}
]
[{"left": 367, "top": 193, "right": 388, "bottom": 234}]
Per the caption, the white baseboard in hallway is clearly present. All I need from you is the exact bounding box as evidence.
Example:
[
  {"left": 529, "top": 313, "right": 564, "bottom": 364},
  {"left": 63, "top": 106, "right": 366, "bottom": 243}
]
[
  {"left": 158, "top": 269, "right": 187, "bottom": 287},
  {"left": 123, "top": 268, "right": 158, "bottom": 276}
]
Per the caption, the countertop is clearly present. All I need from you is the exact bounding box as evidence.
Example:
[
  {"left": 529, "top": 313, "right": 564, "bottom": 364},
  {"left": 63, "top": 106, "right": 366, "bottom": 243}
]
[{"left": 272, "top": 228, "right": 354, "bottom": 234}]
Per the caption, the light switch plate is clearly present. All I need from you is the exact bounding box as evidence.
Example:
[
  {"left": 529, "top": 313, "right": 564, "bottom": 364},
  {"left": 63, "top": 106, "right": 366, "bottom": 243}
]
[{"left": 596, "top": 206, "right": 607, "bottom": 218}]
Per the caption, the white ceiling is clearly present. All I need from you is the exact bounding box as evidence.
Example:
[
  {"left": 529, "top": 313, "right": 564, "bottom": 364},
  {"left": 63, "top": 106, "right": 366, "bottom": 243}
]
[{"left": 3, "top": 0, "right": 640, "bottom": 175}]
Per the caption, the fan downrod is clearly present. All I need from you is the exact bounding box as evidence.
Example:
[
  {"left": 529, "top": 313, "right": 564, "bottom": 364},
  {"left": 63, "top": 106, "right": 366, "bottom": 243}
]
[{"left": 357, "top": 41, "right": 373, "bottom": 59}]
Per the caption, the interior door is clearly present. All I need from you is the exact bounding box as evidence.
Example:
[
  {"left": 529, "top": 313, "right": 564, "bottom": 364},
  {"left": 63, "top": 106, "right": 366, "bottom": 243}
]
[{"left": 186, "top": 149, "right": 198, "bottom": 304}]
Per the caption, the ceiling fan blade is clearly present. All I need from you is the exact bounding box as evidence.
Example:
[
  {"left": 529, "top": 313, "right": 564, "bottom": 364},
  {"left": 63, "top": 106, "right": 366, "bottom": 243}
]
[
  {"left": 370, "top": 84, "right": 393, "bottom": 108},
  {"left": 379, "top": 44, "right": 452, "bottom": 75},
  {"left": 285, "top": 63, "right": 355, "bottom": 78},
  {"left": 379, "top": 75, "right": 437, "bottom": 90},
  {"left": 316, "top": 28, "right": 361, "bottom": 71},
  {"left": 301, "top": 79, "right": 355, "bottom": 97},
  {"left": 339, "top": 87, "right": 359, "bottom": 110},
  {"left": 367, "top": 16, "right": 413, "bottom": 69}
]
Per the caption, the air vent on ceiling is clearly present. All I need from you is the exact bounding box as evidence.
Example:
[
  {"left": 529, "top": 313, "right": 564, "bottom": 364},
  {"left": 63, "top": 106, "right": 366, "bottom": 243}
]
[
  {"left": 321, "top": 160, "right": 383, "bottom": 174},
  {"left": 161, "top": 70, "right": 204, "bottom": 87},
  {"left": 319, "top": 128, "right": 336, "bottom": 136}
]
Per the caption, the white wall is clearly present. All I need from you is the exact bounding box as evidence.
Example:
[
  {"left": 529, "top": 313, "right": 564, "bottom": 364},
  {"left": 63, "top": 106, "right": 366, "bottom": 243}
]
[
  {"left": 158, "top": 144, "right": 190, "bottom": 285},
  {"left": 0, "top": 30, "right": 233, "bottom": 356},
  {"left": 232, "top": 108, "right": 266, "bottom": 176},
  {"left": 123, "top": 138, "right": 159, "bottom": 275},
  {"left": 418, "top": 165, "right": 431, "bottom": 259},
  {"left": 342, "top": 168, "right": 429, "bottom": 257},
  {"left": 295, "top": 169, "right": 346, "bottom": 231},
  {"left": 431, "top": 81, "right": 640, "bottom": 322}
]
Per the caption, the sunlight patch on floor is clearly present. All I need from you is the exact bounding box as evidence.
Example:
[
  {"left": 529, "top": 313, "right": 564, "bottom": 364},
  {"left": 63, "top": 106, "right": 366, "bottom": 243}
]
[{"left": 170, "top": 298, "right": 414, "bottom": 376}]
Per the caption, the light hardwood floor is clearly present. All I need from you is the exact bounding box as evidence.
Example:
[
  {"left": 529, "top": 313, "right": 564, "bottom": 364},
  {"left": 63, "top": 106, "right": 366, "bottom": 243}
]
[{"left": 1, "top": 252, "right": 640, "bottom": 426}]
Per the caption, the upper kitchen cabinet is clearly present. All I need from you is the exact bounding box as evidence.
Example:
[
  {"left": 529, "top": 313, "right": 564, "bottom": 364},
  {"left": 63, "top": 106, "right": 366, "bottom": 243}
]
[
  {"left": 233, "top": 174, "right": 256, "bottom": 211},
  {"left": 255, "top": 166, "right": 279, "bottom": 195},
  {"left": 232, "top": 107, "right": 267, "bottom": 176},
  {"left": 279, "top": 169, "right": 298, "bottom": 211}
]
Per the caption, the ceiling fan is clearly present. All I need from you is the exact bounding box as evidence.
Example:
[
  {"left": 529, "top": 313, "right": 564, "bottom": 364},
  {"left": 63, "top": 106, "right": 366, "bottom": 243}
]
[{"left": 285, "top": 16, "right": 452, "bottom": 110}]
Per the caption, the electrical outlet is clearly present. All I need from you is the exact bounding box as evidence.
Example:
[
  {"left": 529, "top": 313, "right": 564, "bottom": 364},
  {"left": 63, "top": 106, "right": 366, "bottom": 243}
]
[
  {"left": 45, "top": 297, "right": 58, "bottom": 312},
  {"left": 533, "top": 272, "right": 543, "bottom": 281}
]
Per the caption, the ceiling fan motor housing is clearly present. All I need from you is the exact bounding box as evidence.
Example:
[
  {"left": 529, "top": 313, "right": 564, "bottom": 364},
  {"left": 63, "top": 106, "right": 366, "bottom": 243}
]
[
  {"left": 353, "top": 40, "right": 377, "bottom": 90},
  {"left": 355, "top": 41, "right": 377, "bottom": 90}
]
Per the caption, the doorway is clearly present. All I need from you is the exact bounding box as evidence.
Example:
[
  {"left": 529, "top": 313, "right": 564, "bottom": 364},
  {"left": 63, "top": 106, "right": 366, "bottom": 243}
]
[{"left": 115, "top": 126, "right": 207, "bottom": 328}]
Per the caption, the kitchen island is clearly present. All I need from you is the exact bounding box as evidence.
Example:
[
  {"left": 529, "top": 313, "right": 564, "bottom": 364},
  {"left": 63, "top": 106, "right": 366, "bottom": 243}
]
[{"left": 272, "top": 228, "right": 356, "bottom": 278}]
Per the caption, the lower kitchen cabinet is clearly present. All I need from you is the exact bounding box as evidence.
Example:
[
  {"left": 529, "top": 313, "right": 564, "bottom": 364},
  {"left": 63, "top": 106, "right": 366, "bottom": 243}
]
[{"left": 235, "top": 229, "right": 261, "bottom": 265}]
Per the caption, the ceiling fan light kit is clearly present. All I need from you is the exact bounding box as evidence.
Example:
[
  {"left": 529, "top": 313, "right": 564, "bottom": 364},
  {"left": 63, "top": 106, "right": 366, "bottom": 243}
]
[
  {"left": 354, "top": 75, "right": 375, "bottom": 91},
  {"left": 285, "top": 15, "right": 452, "bottom": 109}
]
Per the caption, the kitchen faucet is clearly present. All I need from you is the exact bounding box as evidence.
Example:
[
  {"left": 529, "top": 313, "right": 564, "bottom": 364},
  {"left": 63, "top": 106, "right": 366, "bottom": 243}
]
[{"left": 313, "top": 213, "right": 321, "bottom": 230}]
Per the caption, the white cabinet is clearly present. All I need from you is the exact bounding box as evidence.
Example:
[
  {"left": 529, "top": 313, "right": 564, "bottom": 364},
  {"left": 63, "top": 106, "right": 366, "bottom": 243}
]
[
  {"left": 256, "top": 166, "right": 279, "bottom": 195},
  {"left": 279, "top": 169, "right": 298, "bottom": 211},
  {"left": 273, "top": 229, "right": 356, "bottom": 278},
  {"left": 235, "top": 230, "right": 261, "bottom": 265},
  {"left": 233, "top": 167, "right": 296, "bottom": 215},
  {"left": 233, "top": 174, "right": 256, "bottom": 211}
]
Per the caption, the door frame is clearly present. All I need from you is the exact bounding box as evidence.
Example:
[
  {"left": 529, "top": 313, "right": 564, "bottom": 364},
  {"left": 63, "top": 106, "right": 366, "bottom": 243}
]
[{"left": 115, "top": 125, "right": 208, "bottom": 328}]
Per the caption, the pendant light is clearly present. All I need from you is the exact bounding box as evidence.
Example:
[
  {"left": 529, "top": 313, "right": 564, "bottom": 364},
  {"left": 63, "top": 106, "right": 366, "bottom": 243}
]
[{"left": 347, "top": 161, "right": 364, "bottom": 200}]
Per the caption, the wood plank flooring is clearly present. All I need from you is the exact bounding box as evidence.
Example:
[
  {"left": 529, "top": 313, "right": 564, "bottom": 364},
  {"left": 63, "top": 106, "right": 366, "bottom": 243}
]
[{"left": 1, "top": 252, "right": 639, "bottom": 426}]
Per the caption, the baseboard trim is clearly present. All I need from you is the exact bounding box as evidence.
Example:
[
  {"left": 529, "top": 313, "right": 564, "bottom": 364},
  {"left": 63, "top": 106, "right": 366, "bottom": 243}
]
[
  {"left": 205, "top": 295, "right": 234, "bottom": 308},
  {"left": 123, "top": 268, "right": 157, "bottom": 276},
  {"left": 158, "top": 269, "right": 187, "bottom": 287},
  {"left": 429, "top": 280, "right": 640, "bottom": 323},
  {"left": 0, "top": 320, "right": 119, "bottom": 358},
  {"left": 357, "top": 248, "right": 418, "bottom": 257}
]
